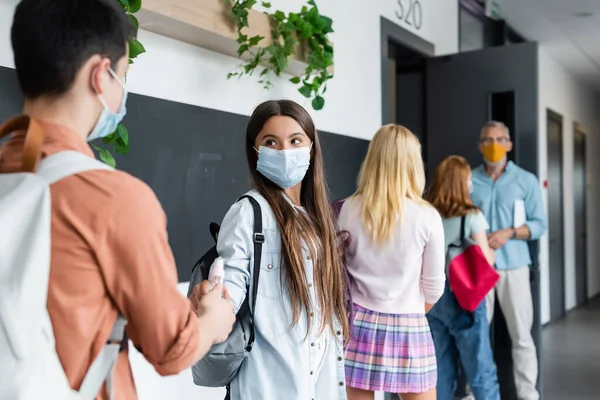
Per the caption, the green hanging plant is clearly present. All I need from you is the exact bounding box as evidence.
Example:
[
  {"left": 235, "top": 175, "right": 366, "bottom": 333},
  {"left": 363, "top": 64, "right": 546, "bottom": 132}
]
[
  {"left": 228, "top": 0, "right": 334, "bottom": 111},
  {"left": 91, "top": 0, "right": 146, "bottom": 167}
]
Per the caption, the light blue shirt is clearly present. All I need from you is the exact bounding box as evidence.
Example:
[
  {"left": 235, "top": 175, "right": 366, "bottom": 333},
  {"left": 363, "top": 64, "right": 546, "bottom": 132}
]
[
  {"left": 218, "top": 189, "right": 347, "bottom": 400},
  {"left": 471, "top": 161, "right": 547, "bottom": 270},
  {"left": 442, "top": 210, "right": 489, "bottom": 249}
]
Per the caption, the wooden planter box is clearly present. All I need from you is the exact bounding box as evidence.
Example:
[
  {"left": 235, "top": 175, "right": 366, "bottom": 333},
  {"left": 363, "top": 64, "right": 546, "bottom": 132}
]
[{"left": 137, "top": 0, "right": 328, "bottom": 77}]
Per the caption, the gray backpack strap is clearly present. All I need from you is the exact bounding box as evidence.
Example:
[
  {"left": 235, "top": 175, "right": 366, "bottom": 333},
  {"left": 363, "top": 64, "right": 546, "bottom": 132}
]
[
  {"left": 78, "top": 316, "right": 128, "bottom": 400},
  {"left": 37, "top": 150, "right": 126, "bottom": 399},
  {"left": 37, "top": 150, "right": 113, "bottom": 184}
]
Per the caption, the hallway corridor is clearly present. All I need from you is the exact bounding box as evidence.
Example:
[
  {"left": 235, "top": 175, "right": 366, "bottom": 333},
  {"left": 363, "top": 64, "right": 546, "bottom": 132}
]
[{"left": 542, "top": 296, "right": 600, "bottom": 399}]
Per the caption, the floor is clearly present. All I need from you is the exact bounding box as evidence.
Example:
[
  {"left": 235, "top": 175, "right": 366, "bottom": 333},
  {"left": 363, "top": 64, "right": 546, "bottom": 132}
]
[{"left": 542, "top": 296, "right": 600, "bottom": 400}]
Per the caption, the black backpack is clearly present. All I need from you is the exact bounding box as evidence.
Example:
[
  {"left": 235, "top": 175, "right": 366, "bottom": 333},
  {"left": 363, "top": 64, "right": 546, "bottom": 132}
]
[{"left": 187, "top": 195, "right": 264, "bottom": 394}]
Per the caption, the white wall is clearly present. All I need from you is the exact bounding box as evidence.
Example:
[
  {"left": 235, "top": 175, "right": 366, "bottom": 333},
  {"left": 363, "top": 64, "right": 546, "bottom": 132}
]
[
  {"left": 537, "top": 47, "right": 600, "bottom": 324},
  {"left": 0, "top": 0, "right": 458, "bottom": 141},
  {"left": 0, "top": 1, "right": 458, "bottom": 399},
  {"left": 128, "top": 0, "right": 458, "bottom": 141}
]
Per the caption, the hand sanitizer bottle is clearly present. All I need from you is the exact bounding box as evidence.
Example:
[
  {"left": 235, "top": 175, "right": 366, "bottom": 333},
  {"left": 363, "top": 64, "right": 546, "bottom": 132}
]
[{"left": 208, "top": 257, "right": 225, "bottom": 286}]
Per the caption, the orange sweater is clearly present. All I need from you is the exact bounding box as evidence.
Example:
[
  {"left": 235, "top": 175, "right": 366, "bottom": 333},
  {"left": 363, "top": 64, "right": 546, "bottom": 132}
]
[{"left": 0, "top": 118, "right": 200, "bottom": 399}]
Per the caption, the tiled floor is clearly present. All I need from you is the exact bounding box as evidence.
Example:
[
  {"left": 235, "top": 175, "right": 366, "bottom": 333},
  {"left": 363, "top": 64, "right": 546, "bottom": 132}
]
[{"left": 542, "top": 296, "right": 600, "bottom": 400}]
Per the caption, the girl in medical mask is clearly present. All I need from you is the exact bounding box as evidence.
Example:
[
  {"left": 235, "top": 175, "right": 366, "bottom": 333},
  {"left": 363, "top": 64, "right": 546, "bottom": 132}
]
[{"left": 217, "top": 100, "right": 349, "bottom": 400}]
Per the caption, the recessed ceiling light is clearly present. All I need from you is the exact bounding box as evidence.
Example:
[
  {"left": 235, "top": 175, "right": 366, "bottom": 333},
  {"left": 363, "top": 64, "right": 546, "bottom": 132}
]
[{"left": 573, "top": 11, "right": 594, "bottom": 18}]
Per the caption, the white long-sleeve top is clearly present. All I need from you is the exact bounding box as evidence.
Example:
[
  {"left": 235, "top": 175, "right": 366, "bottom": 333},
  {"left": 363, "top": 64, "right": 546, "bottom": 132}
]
[{"left": 338, "top": 196, "right": 446, "bottom": 314}]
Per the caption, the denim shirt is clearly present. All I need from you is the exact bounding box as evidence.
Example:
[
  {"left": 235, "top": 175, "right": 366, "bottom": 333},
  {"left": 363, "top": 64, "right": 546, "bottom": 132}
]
[
  {"left": 471, "top": 162, "right": 547, "bottom": 270},
  {"left": 217, "top": 189, "right": 347, "bottom": 400}
]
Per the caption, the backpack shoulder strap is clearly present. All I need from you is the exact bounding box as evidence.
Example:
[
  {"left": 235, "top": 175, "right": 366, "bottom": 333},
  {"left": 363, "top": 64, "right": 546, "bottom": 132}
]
[
  {"left": 460, "top": 215, "right": 466, "bottom": 240},
  {"left": 36, "top": 151, "right": 121, "bottom": 399},
  {"left": 37, "top": 151, "right": 113, "bottom": 184},
  {"left": 78, "top": 316, "right": 127, "bottom": 400},
  {"left": 237, "top": 195, "right": 263, "bottom": 352},
  {"left": 0, "top": 115, "right": 44, "bottom": 173}
]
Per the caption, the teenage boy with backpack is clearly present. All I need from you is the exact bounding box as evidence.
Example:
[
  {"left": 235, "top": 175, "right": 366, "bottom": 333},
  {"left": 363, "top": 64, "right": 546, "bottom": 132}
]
[{"left": 0, "top": 0, "right": 234, "bottom": 398}]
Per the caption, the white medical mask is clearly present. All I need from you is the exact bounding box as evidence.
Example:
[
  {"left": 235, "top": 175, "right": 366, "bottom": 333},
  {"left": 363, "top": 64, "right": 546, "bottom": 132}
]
[
  {"left": 467, "top": 179, "right": 473, "bottom": 193},
  {"left": 255, "top": 146, "right": 311, "bottom": 189},
  {"left": 88, "top": 67, "right": 128, "bottom": 142}
]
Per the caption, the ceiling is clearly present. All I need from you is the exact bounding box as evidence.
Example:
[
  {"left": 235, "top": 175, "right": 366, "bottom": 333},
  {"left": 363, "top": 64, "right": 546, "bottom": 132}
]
[{"left": 499, "top": 0, "right": 600, "bottom": 94}]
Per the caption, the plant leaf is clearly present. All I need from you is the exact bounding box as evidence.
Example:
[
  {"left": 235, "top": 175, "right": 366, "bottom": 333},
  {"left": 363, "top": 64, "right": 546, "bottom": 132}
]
[
  {"left": 228, "top": 0, "right": 333, "bottom": 109},
  {"left": 312, "top": 95, "right": 325, "bottom": 110},
  {"left": 117, "top": 0, "right": 129, "bottom": 11},
  {"left": 115, "top": 138, "right": 130, "bottom": 155},
  {"left": 128, "top": 14, "right": 139, "bottom": 31},
  {"left": 273, "top": 10, "right": 286, "bottom": 22},
  {"left": 237, "top": 44, "right": 250, "bottom": 56},
  {"left": 248, "top": 35, "right": 264, "bottom": 46},
  {"left": 299, "top": 22, "right": 313, "bottom": 39},
  {"left": 312, "top": 76, "right": 322, "bottom": 90},
  {"left": 90, "top": 142, "right": 102, "bottom": 152},
  {"left": 129, "top": 38, "right": 146, "bottom": 59},
  {"left": 117, "top": 124, "right": 129, "bottom": 145},
  {"left": 307, "top": 6, "right": 319, "bottom": 21},
  {"left": 99, "top": 149, "right": 116, "bottom": 168},
  {"left": 321, "top": 16, "right": 334, "bottom": 33},
  {"left": 128, "top": 0, "right": 142, "bottom": 13},
  {"left": 102, "top": 132, "right": 118, "bottom": 144},
  {"left": 298, "top": 85, "right": 312, "bottom": 98}
]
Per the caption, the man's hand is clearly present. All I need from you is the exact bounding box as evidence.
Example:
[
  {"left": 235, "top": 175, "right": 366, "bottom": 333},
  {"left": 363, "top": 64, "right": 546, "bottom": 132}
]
[
  {"left": 190, "top": 281, "right": 230, "bottom": 312},
  {"left": 487, "top": 228, "right": 513, "bottom": 250},
  {"left": 190, "top": 281, "right": 235, "bottom": 345}
]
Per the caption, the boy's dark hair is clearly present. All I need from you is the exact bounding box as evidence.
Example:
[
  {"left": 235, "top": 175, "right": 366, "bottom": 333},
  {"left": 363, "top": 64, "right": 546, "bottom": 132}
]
[{"left": 11, "top": 0, "right": 135, "bottom": 99}]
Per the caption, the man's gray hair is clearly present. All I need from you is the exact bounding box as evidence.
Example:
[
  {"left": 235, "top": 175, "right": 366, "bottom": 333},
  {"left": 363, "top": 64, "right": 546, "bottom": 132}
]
[{"left": 480, "top": 120, "right": 510, "bottom": 139}]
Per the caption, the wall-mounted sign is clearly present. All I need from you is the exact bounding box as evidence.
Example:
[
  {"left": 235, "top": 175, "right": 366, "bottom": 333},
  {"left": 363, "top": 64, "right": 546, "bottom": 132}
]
[{"left": 395, "top": 0, "right": 423, "bottom": 30}]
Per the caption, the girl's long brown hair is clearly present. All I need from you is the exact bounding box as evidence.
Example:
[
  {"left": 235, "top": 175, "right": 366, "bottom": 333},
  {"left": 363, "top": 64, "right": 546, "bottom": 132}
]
[
  {"left": 246, "top": 100, "right": 348, "bottom": 340},
  {"left": 425, "top": 155, "right": 479, "bottom": 218}
]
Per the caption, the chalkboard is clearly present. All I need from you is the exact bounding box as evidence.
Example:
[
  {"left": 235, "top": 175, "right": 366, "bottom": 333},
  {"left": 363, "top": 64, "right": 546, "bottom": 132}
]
[{"left": 0, "top": 66, "right": 369, "bottom": 281}]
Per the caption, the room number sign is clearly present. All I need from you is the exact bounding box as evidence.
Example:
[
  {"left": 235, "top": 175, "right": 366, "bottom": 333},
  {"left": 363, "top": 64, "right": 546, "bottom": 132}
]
[{"left": 395, "top": 0, "right": 423, "bottom": 30}]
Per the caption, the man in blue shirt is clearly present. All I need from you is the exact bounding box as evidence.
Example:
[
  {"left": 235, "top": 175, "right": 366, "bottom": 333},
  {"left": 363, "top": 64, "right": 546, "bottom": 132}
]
[{"left": 471, "top": 121, "right": 547, "bottom": 400}]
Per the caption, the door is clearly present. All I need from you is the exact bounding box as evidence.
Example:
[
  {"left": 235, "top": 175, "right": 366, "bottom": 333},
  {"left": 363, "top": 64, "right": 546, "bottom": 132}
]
[
  {"left": 573, "top": 125, "right": 588, "bottom": 306},
  {"left": 425, "top": 42, "right": 538, "bottom": 177},
  {"left": 425, "top": 42, "right": 541, "bottom": 400},
  {"left": 547, "top": 110, "right": 565, "bottom": 321}
]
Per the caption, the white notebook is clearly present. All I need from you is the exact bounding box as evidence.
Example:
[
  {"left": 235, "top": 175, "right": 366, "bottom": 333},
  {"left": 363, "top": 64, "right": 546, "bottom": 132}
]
[{"left": 513, "top": 199, "right": 526, "bottom": 228}]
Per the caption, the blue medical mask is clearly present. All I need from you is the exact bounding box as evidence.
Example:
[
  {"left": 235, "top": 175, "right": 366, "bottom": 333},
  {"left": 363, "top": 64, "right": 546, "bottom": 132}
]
[
  {"left": 87, "top": 67, "right": 128, "bottom": 142},
  {"left": 255, "top": 146, "right": 311, "bottom": 189}
]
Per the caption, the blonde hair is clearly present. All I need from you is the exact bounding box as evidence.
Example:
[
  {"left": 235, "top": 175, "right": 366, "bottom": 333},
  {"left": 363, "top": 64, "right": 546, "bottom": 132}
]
[{"left": 354, "top": 124, "right": 427, "bottom": 244}]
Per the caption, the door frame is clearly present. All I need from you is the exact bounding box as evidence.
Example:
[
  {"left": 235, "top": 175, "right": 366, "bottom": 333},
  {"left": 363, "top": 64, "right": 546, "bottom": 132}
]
[
  {"left": 573, "top": 123, "right": 588, "bottom": 306},
  {"left": 380, "top": 16, "right": 434, "bottom": 126},
  {"left": 546, "top": 108, "right": 566, "bottom": 320}
]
